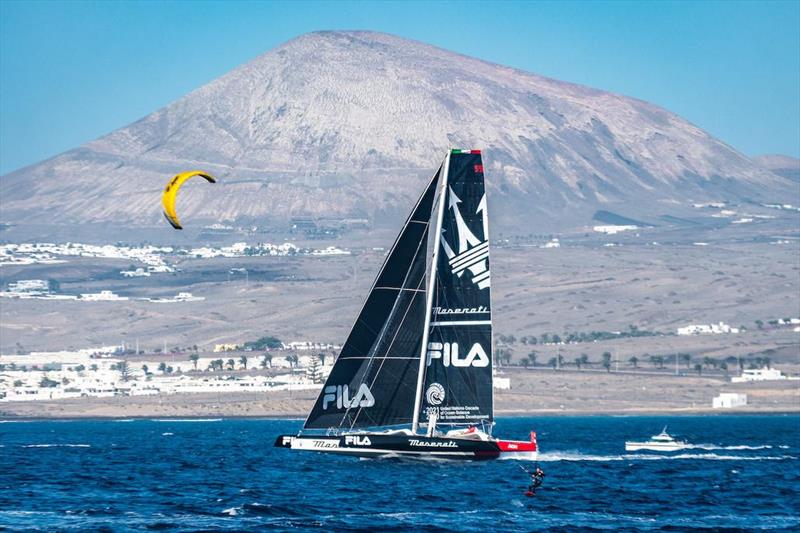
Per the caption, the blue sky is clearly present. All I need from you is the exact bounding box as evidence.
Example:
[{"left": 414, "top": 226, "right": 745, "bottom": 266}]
[{"left": 1, "top": 0, "right": 798, "bottom": 175}]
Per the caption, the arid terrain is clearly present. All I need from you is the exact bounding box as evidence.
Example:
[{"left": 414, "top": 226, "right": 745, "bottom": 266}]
[{"left": 2, "top": 224, "right": 797, "bottom": 359}]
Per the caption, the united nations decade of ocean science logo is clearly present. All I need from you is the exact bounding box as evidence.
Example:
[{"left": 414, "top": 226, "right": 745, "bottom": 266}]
[{"left": 426, "top": 383, "right": 445, "bottom": 405}]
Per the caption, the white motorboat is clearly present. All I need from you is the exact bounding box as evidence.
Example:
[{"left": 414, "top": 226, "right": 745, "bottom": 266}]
[{"left": 625, "top": 427, "right": 689, "bottom": 452}]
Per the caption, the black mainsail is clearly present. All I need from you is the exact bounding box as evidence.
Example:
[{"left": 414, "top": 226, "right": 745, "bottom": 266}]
[
  {"left": 304, "top": 168, "right": 441, "bottom": 429},
  {"left": 417, "top": 150, "right": 493, "bottom": 428},
  {"left": 304, "top": 150, "right": 493, "bottom": 432}
]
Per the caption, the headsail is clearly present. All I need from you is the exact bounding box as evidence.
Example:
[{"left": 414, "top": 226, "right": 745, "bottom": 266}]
[
  {"left": 303, "top": 168, "right": 441, "bottom": 430},
  {"left": 420, "top": 150, "right": 493, "bottom": 426}
]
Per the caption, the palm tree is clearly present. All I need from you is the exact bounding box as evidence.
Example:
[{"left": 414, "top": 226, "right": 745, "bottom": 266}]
[
  {"left": 521, "top": 359, "right": 530, "bottom": 368},
  {"left": 141, "top": 364, "right": 149, "bottom": 376},
  {"left": 579, "top": 353, "right": 589, "bottom": 368},
  {"left": 573, "top": 356, "right": 583, "bottom": 369},
  {"left": 679, "top": 353, "right": 692, "bottom": 369},
  {"left": 601, "top": 352, "right": 612, "bottom": 372},
  {"left": 628, "top": 356, "right": 639, "bottom": 368},
  {"left": 527, "top": 351, "right": 537, "bottom": 367},
  {"left": 226, "top": 358, "right": 235, "bottom": 370},
  {"left": 239, "top": 355, "right": 248, "bottom": 370},
  {"left": 117, "top": 360, "right": 131, "bottom": 381},
  {"left": 189, "top": 353, "right": 199, "bottom": 370},
  {"left": 158, "top": 361, "right": 167, "bottom": 374},
  {"left": 694, "top": 363, "right": 703, "bottom": 375},
  {"left": 547, "top": 357, "right": 558, "bottom": 370},
  {"left": 317, "top": 352, "right": 326, "bottom": 366}
]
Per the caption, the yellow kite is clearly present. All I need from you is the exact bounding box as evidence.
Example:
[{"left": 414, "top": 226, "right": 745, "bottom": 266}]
[{"left": 161, "top": 170, "right": 216, "bottom": 229}]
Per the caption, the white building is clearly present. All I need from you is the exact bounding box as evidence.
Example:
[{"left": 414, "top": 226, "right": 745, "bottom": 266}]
[
  {"left": 593, "top": 225, "right": 638, "bottom": 234},
  {"left": 80, "top": 290, "right": 128, "bottom": 301},
  {"left": 731, "top": 368, "right": 798, "bottom": 383},
  {"left": 677, "top": 322, "right": 739, "bottom": 335},
  {"left": 493, "top": 377, "right": 511, "bottom": 390},
  {"left": 712, "top": 393, "right": 747, "bottom": 409},
  {"left": 121, "top": 268, "right": 151, "bottom": 277},
  {"left": 8, "top": 279, "right": 50, "bottom": 293}
]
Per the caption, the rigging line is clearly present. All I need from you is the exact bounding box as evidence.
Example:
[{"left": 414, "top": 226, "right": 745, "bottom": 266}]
[
  {"left": 430, "top": 320, "right": 492, "bottom": 326},
  {"left": 345, "top": 227, "right": 431, "bottom": 429},
  {"left": 411, "top": 153, "right": 450, "bottom": 433},
  {"left": 338, "top": 183, "right": 438, "bottom": 429},
  {"left": 338, "top": 251, "right": 424, "bottom": 429},
  {"left": 339, "top": 356, "right": 419, "bottom": 360},
  {"left": 302, "top": 168, "right": 440, "bottom": 431}
]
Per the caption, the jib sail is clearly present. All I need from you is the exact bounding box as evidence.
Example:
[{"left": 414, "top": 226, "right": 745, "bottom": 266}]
[
  {"left": 419, "top": 150, "right": 493, "bottom": 426},
  {"left": 303, "top": 168, "right": 441, "bottom": 430}
]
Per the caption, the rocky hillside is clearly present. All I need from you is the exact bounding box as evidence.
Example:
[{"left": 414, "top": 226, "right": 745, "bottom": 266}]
[{"left": 1, "top": 31, "right": 794, "bottom": 235}]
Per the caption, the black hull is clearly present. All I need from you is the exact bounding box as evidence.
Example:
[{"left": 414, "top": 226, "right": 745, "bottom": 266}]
[{"left": 274, "top": 432, "right": 537, "bottom": 461}]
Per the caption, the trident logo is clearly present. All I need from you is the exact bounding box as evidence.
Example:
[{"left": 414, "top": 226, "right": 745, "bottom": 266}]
[{"left": 440, "top": 187, "right": 490, "bottom": 289}]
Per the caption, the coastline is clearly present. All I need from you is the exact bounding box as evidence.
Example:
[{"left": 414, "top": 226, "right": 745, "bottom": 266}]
[
  {"left": 2, "top": 408, "right": 798, "bottom": 422},
  {"left": 2, "top": 368, "right": 797, "bottom": 420}
]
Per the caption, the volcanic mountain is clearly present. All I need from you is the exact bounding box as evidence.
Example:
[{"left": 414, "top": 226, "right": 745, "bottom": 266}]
[{"left": 1, "top": 31, "right": 793, "bottom": 235}]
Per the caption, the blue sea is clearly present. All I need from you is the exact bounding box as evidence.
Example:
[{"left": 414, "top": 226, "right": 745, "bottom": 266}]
[{"left": 1, "top": 415, "right": 798, "bottom": 531}]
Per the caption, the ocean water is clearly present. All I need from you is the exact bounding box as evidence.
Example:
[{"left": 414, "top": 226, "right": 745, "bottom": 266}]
[{"left": 1, "top": 415, "right": 798, "bottom": 532}]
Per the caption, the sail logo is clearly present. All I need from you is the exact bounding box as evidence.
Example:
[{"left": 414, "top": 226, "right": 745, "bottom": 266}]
[
  {"left": 426, "top": 342, "right": 490, "bottom": 368},
  {"left": 426, "top": 383, "right": 445, "bottom": 405},
  {"left": 344, "top": 435, "right": 372, "bottom": 446},
  {"left": 322, "top": 384, "right": 375, "bottom": 410},
  {"left": 440, "top": 188, "right": 490, "bottom": 289}
]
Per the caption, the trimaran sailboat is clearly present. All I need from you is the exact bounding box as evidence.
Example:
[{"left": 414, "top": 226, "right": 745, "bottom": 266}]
[{"left": 275, "top": 150, "right": 538, "bottom": 460}]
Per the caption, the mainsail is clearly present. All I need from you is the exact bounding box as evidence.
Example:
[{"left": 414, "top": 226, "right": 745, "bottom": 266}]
[
  {"left": 304, "top": 168, "right": 441, "bottom": 429},
  {"left": 303, "top": 149, "right": 492, "bottom": 432},
  {"left": 420, "top": 150, "right": 493, "bottom": 426}
]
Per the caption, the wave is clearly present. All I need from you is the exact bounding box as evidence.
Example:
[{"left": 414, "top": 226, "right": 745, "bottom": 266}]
[
  {"left": 687, "top": 444, "right": 773, "bottom": 450},
  {"left": 22, "top": 444, "right": 91, "bottom": 448},
  {"left": 537, "top": 451, "right": 796, "bottom": 462},
  {"left": 150, "top": 418, "right": 222, "bottom": 422},
  {"left": 162, "top": 432, "right": 174, "bottom": 436}
]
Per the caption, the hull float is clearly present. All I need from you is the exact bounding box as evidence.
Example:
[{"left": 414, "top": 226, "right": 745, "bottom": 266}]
[{"left": 275, "top": 431, "right": 537, "bottom": 461}]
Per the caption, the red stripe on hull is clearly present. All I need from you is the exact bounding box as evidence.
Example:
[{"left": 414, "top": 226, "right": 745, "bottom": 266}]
[{"left": 497, "top": 440, "right": 537, "bottom": 452}]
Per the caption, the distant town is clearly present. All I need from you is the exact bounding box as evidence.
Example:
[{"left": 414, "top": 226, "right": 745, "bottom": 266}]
[
  {"left": 2, "top": 316, "right": 797, "bottom": 407},
  {"left": 0, "top": 240, "right": 350, "bottom": 269}
]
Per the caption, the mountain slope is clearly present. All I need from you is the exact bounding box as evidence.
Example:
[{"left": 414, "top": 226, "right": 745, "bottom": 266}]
[
  {"left": 1, "top": 31, "right": 793, "bottom": 234},
  {"left": 753, "top": 154, "right": 800, "bottom": 182}
]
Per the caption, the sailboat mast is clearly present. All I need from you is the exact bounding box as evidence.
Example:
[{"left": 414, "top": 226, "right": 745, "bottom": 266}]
[{"left": 411, "top": 151, "right": 451, "bottom": 433}]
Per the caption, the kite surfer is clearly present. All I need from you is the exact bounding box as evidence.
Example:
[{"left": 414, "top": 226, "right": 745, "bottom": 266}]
[{"left": 520, "top": 464, "right": 545, "bottom": 496}]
